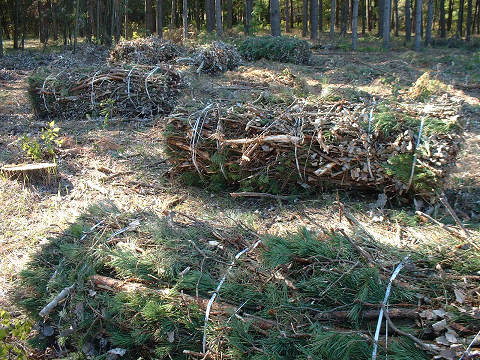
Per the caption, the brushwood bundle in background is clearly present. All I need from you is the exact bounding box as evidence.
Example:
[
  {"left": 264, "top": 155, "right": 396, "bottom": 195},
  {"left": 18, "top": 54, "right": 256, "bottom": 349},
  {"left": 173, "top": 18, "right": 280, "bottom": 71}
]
[
  {"left": 29, "top": 66, "right": 182, "bottom": 120},
  {"left": 165, "top": 99, "right": 462, "bottom": 198},
  {"left": 192, "top": 41, "right": 242, "bottom": 73},
  {"left": 109, "top": 37, "right": 182, "bottom": 65}
]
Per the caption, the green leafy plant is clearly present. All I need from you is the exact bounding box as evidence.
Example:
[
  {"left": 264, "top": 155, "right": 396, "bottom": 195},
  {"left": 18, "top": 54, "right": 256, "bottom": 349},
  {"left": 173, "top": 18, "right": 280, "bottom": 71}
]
[
  {"left": 0, "top": 309, "right": 32, "bottom": 360},
  {"left": 238, "top": 36, "right": 312, "bottom": 64},
  {"left": 100, "top": 98, "right": 116, "bottom": 128},
  {"left": 19, "top": 121, "right": 62, "bottom": 161}
]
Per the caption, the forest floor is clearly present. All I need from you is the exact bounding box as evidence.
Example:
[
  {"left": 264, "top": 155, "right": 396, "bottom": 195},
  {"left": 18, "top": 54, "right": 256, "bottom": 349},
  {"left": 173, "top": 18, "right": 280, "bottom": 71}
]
[{"left": 1, "top": 35, "right": 480, "bottom": 359}]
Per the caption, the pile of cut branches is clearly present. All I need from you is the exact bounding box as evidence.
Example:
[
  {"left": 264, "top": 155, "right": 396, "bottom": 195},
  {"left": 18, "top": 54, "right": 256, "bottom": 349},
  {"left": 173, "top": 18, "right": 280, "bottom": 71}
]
[
  {"left": 192, "top": 41, "right": 242, "bottom": 73},
  {"left": 109, "top": 37, "right": 182, "bottom": 65},
  {"left": 165, "top": 99, "right": 462, "bottom": 197},
  {"left": 29, "top": 65, "right": 182, "bottom": 119},
  {"left": 18, "top": 202, "right": 480, "bottom": 359}
]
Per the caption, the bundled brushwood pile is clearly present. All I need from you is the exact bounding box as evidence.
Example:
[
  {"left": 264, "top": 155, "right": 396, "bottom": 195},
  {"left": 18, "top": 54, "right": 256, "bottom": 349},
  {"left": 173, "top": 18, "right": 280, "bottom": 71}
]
[
  {"left": 166, "top": 99, "right": 462, "bottom": 196},
  {"left": 192, "top": 41, "right": 241, "bottom": 73},
  {"left": 109, "top": 37, "right": 182, "bottom": 65},
  {"left": 238, "top": 36, "right": 312, "bottom": 65},
  {"left": 19, "top": 203, "right": 480, "bottom": 359},
  {"left": 29, "top": 65, "right": 182, "bottom": 119}
]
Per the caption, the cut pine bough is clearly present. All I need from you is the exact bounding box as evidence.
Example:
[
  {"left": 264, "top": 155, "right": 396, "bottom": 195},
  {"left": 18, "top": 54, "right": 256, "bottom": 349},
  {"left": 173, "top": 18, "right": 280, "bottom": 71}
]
[{"left": 165, "top": 98, "right": 462, "bottom": 198}]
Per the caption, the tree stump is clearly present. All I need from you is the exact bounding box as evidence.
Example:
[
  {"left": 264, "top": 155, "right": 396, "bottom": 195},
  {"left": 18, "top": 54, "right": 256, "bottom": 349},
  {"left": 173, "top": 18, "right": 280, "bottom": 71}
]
[{"left": 1, "top": 163, "right": 58, "bottom": 185}]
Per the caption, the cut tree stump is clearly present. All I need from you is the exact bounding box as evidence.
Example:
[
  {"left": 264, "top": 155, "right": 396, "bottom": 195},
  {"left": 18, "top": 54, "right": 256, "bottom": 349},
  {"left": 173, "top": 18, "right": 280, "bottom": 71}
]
[{"left": 1, "top": 163, "right": 58, "bottom": 184}]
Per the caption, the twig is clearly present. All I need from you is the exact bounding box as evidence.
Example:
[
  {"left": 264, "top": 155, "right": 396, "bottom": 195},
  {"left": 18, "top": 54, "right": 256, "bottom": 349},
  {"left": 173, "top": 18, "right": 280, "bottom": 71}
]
[
  {"left": 381, "top": 303, "right": 440, "bottom": 353},
  {"left": 230, "top": 192, "right": 297, "bottom": 200},
  {"left": 439, "top": 194, "right": 471, "bottom": 238},
  {"left": 144, "top": 66, "right": 160, "bottom": 103},
  {"left": 372, "top": 255, "right": 410, "bottom": 360},
  {"left": 337, "top": 228, "right": 376, "bottom": 267},
  {"left": 337, "top": 202, "right": 376, "bottom": 242},
  {"left": 459, "top": 330, "right": 480, "bottom": 360},
  {"left": 405, "top": 115, "right": 425, "bottom": 193},
  {"left": 202, "top": 238, "right": 263, "bottom": 354},
  {"left": 416, "top": 211, "right": 467, "bottom": 240},
  {"left": 106, "top": 220, "right": 141, "bottom": 244},
  {"left": 39, "top": 284, "right": 76, "bottom": 317},
  {"left": 319, "top": 261, "right": 361, "bottom": 299},
  {"left": 79, "top": 220, "right": 105, "bottom": 242}
]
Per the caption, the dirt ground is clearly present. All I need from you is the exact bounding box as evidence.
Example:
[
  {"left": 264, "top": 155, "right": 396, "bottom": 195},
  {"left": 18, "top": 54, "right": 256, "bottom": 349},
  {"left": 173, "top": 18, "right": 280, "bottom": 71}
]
[{"left": 0, "top": 38, "right": 479, "bottom": 358}]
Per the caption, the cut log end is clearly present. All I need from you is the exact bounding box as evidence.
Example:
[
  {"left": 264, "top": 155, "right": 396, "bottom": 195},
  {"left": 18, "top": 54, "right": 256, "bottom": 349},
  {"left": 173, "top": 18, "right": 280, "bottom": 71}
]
[{"left": 1, "top": 163, "right": 58, "bottom": 185}]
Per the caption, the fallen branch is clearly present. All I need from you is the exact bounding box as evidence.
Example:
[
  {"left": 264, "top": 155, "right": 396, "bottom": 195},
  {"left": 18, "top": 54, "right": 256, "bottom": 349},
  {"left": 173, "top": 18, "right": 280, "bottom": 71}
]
[
  {"left": 39, "top": 284, "right": 76, "bottom": 317},
  {"left": 439, "top": 194, "right": 471, "bottom": 239},
  {"left": 230, "top": 192, "right": 296, "bottom": 200},
  {"left": 416, "top": 211, "right": 467, "bottom": 240}
]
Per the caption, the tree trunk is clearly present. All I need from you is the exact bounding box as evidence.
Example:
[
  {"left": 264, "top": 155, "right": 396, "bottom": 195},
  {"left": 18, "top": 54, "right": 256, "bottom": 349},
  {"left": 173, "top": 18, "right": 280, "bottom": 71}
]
[
  {"left": 319, "top": 0, "right": 324, "bottom": 31},
  {"left": 38, "top": 1, "right": 45, "bottom": 43},
  {"left": 73, "top": 0, "right": 80, "bottom": 53},
  {"left": 21, "top": 0, "right": 26, "bottom": 50},
  {"left": 366, "top": 0, "right": 371, "bottom": 31},
  {"left": 195, "top": 0, "right": 200, "bottom": 29},
  {"left": 227, "top": 0, "right": 233, "bottom": 28},
  {"left": 52, "top": 0, "right": 58, "bottom": 41},
  {"left": 303, "top": 0, "right": 308, "bottom": 36},
  {"left": 157, "top": 0, "right": 163, "bottom": 37},
  {"left": 425, "top": 0, "right": 433, "bottom": 44},
  {"left": 383, "top": 0, "right": 391, "bottom": 48},
  {"left": 466, "top": 0, "right": 473, "bottom": 40},
  {"left": 458, "top": 0, "right": 465, "bottom": 35},
  {"left": 340, "top": 0, "right": 348, "bottom": 34},
  {"left": 378, "top": 0, "right": 384, "bottom": 36},
  {"left": 475, "top": 0, "right": 480, "bottom": 33},
  {"left": 271, "top": 0, "right": 281, "bottom": 35},
  {"left": 96, "top": 0, "right": 100, "bottom": 41},
  {"left": 290, "top": 0, "right": 294, "bottom": 28},
  {"left": 446, "top": 0, "right": 453, "bottom": 30},
  {"left": 215, "top": 0, "right": 222, "bottom": 35},
  {"left": 394, "top": 0, "right": 399, "bottom": 35},
  {"left": 405, "top": 0, "right": 411, "bottom": 41},
  {"left": 0, "top": 16, "right": 3, "bottom": 58},
  {"left": 206, "top": 0, "right": 215, "bottom": 32},
  {"left": 311, "top": 0, "right": 318, "bottom": 38},
  {"left": 86, "top": 0, "right": 92, "bottom": 42},
  {"left": 352, "top": 0, "right": 359, "bottom": 49},
  {"left": 170, "top": 0, "right": 176, "bottom": 28},
  {"left": 330, "top": 0, "right": 335, "bottom": 37},
  {"left": 285, "top": 0, "right": 290, "bottom": 31},
  {"left": 414, "top": 0, "right": 422, "bottom": 50},
  {"left": 14, "top": 0, "right": 19, "bottom": 48},
  {"left": 439, "top": 0, "right": 445, "bottom": 36}
]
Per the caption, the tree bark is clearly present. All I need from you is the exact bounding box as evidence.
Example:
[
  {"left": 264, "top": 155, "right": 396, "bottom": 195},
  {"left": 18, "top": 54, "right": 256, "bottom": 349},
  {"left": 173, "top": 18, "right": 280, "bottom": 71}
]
[
  {"left": 458, "top": 0, "right": 465, "bottom": 36},
  {"left": 303, "top": 0, "right": 308, "bottom": 36},
  {"left": 366, "top": 0, "right": 371, "bottom": 31},
  {"left": 195, "top": 0, "right": 200, "bottom": 29},
  {"left": 206, "top": 0, "right": 215, "bottom": 32},
  {"left": 475, "top": 0, "right": 480, "bottom": 34},
  {"left": 74, "top": 0, "right": 80, "bottom": 53},
  {"left": 271, "top": 0, "right": 281, "bottom": 35},
  {"left": 38, "top": 0, "right": 45, "bottom": 43},
  {"left": 394, "top": 0, "right": 399, "bottom": 35},
  {"left": 439, "top": 0, "right": 445, "bottom": 37},
  {"left": 285, "top": 0, "right": 290, "bottom": 31},
  {"left": 330, "top": 0, "right": 335, "bottom": 37},
  {"left": 466, "top": 0, "right": 473, "bottom": 40},
  {"left": 170, "top": 0, "right": 177, "bottom": 28},
  {"left": 446, "top": 0, "right": 453, "bottom": 30},
  {"left": 290, "top": 0, "right": 294, "bottom": 28},
  {"left": 52, "top": 0, "right": 58, "bottom": 41},
  {"left": 311, "top": 0, "right": 318, "bottom": 38},
  {"left": 425, "top": 0, "right": 433, "bottom": 44},
  {"left": 21, "top": 0, "right": 26, "bottom": 50},
  {"left": 405, "top": 0, "right": 411, "bottom": 41},
  {"left": 352, "top": 0, "right": 359, "bottom": 49},
  {"left": 361, "top": 0, "right": 366, "bottom": 32},
  {"left": 14, "top": 0, "right": 19, "bottom": 48},
  {"left": 145, "top": 0, "right": 155, "bottom": 33},
  {"left": 414, "top": 0, "right": 422, "bottom": 50},
  {"left": 319, "top": 0, "right": 324, "bottom": 31},
  {"left": 383, "top": 0, "right": 391, "bottom": 48},
  {"left": 378, "top": 0, "right": 384, "bottom": 36},
  {"left": 96, "top": 0, "right": 100, "bottom": 41},
  {"left": 0, "top": 16, "right": 3, "bottom": 58},
  {"left": 340, "top": 0, "right": 348, "bottom": 34},
  {"left": 227, "top": 0, "right": 233, "bottom": 28},
  {"left": 157, "top": 0, "right": 163, "bottom": 37},
  {"left": 215, "top": 0, "right": 222, "bottom": 35}
]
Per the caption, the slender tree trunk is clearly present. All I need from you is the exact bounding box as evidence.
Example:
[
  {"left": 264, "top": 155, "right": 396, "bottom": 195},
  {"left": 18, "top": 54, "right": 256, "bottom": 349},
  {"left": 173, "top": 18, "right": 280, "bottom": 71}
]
[
  {"left": 466, "top": 0, "right": 473, "bottom": 40},
  {"left": 0, "top": 17, "right": 3, "bottom": 58},
  {"left": 21, "top": 0, "right": 26, "bottom": 50},
  {"left": 335, "top": 0, "right": 340, "bottom": 27},
  {"left": 340, "top": 0, "right": 348, "bottom": 33},
  {"left": 311, "top": 0, "right": 318, "bottom": 37},
  {"left": 86, "top": 0, "right": 92, "bottom": 42},
  {"left": 227, "top": 0, "right": 233, "bottom": 28},
  {"left": 38, "top": 1, "right": 45, "bottom": 43},
  {"left": 319, "top": 0, "right": 324, "bottom": 31},
  {"left": 425, "top": 0, "right": 433, "bottom": 44},
  {"left": 96, "top": 0, "right": 100, "bottom": 40},
  {"left": 74, "top": 0, "right": 80, "bottom": 53},
  {"left": 124, "top": 0, "right": 128, "bottom": 39},
  {"left": 361, "top": 0, "right": 366, "bottom": 32},
  {"left": 475, "top": 0, "right": 480, "bottom": 33},
  {"left": 349, "top": 0, "right": 353, "bottom": 30},
  {"left": 215, "top": 0, "right": 222, "bottom": 35},
  {"left": 303, "top": 0, "right": 308, "bottom": 36},
  {"left": 271, "top": 0, "right": 281, "bottom": 35},
  {"left": 458, "top": 0, "right": 465, "bottom": 35},
  {"left": 14, "top": 0, "right": 19, "bottom": 48},
  {"left": 330, "top": 0, "right": 335, "bottom": 37},
  {"left": 378, "top": 0, "right": 384, "bottom": 36},
  {"left": 383, "top": 0, "right": 391, "bottom": 48},
  {"left": 405, "top": 0, "right": 411, "bottom": 40},
  {"left": 290, "top": 0, "right": 294, "bottom": 28},
  {"left": 439, "top": 0, "right": 445, "bottom": 36},
  {"left": 183, "top": 0, "right": 188, "bottom": 38},
  {"left": 52, "top": 0, "right": 58, "bottom": 41},
  {"left": 352, "top": 0, "right": 359, "bottom": 49},
  {"left": 170, "top": 0, "right": 176, "bottom": 28},
  {"left": 115, "top": 0, "right": 120, "bottom": 41},
  {"left": 447, "top": 0, "right": 453, "bottom": 30},
  {"left": 206, "top": 0, "right": 215, "bottom": 32},
  {"left": 472, "top": 0, "right": 479, "bottom": 33},
  {"left": 157, "top": 0, "right": 163, "bottom": 37},
  {"left": 285, "top": 0, "right": 290, "bottom": 31},
  {"left": 195, "top": 0, "right": 200, "bottom": 29},
  {"left": 394, "top": 0, "right": 399, "bottom": 35},
  {"left": 367, "top": 0, "right": 371, "bottom": 31},
  {"left": 414, "top": 0, "right": 422, "bottom": 50}
]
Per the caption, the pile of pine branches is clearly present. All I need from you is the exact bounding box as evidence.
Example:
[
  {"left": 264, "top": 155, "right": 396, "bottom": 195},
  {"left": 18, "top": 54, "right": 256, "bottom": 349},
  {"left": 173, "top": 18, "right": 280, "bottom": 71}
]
[
  {"left": 109, "top": 37, "right": 182, "bottom": 65},
  {"left": 192, "top": 41, "right": 242, "bottom": 73},
  {"left": 165, "top": 98, "right": 462, "bottom": 197},
  {"left": 29, "top": 65, "right": 182, "bottom": 119}
]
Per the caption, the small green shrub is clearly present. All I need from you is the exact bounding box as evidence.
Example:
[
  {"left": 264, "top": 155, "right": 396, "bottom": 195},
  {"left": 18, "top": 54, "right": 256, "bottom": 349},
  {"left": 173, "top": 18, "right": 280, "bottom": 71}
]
[
  {"left": 0, "top": 309, "right": 32, "bottom": 360},
  {"left": 19, "top": 121, "right": 63, "bottom": 161},
  {"left": 238, "top": 36, "right": 312, "bottom": 64}
]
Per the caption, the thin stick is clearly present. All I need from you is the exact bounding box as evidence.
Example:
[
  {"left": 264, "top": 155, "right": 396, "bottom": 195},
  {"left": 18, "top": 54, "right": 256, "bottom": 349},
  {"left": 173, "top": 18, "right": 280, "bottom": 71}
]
[
  {"left": 439, "top": 195, "right": 471, "bottom": 238},
  {"left": 372, "top": 255, "right": 410, "bottom": 360},
  {"left": 319, "top": 261, "right": 361, "bottom": 299},
  {"left": 202, "top": 238, "right": 262, "bottom": 354},
  {"left": 459, "top": 330, "right": 480, "bottom": 360},
  {"left": 106, "top": 220, "right": 141, "bottom": 244},
  {"left": 405, "top": 115, "right": 425, "bottom": 193},
  {"left": 79, "top": 220, "right": 105, "bottom": 242},
  {"left": 39, "top": 284, "right": 76, "bottom": 317},
  {"left": 144, "top": 66, "right": 159, "bottom": 102},
  {"left": 230, "top": 192, "right": 296, "bottom": 200},
  {"left": 416, "top": 211, "right": 467, "bottom": 240}
]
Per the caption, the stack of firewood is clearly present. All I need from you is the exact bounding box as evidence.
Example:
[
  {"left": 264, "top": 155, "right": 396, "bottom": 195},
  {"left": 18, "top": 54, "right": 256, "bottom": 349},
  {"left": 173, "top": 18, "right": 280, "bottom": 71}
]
[{"left": 165, "top": 99, "right": 462, "bottom": 196}]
